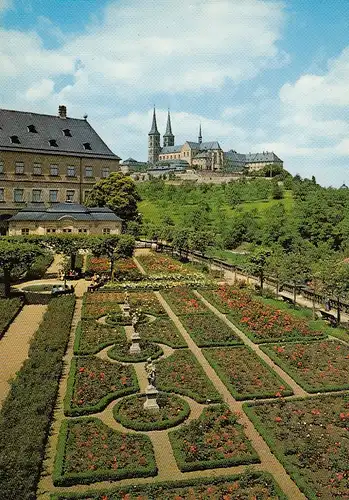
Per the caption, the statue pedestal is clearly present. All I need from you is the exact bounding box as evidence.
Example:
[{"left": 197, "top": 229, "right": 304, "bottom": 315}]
[
  {"left": 129, "top": 331, "right": 141, "bottom": 354},
  {"left": 143, "top": 385, "right": 159, "bottom": 412},
  {"left": 122, "top": 304, "right": 130, "bottom": 317}
]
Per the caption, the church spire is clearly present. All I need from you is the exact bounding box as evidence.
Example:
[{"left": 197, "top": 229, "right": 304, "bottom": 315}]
[
  {"left": 148, "top": 106, "right": 160, "bottom": 135},
  {"left": 163, "top": 109, "right": 175, "bottom": 147},
  {"left": 198, "top": 123, "right": 202, "bottom": 144}
]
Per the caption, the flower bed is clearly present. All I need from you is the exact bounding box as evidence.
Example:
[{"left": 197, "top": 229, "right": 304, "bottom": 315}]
[
  {"left": 244, "top": 394, "right": 349, "bottom": 499},
  {"left": 261, "top": 340, "right": 349, "bottom": 393},
  {"left": 0, "top": 296, "right": 75, "bottom": 500},
  {"left": 136, "top": 252, "right": 193, "bottom": 275},
  {"left": 113, "top": 258, "right": 143, "bottom": 281},
  {"left": 169, "top": 404, "right": 259, "bottom": 472},
  {"left": 108, "top": 341, "right": 163, "bottom": 363},
  {"left": 128, "top": 292, "right": 166, "bottom": 316},
  {"left": 161, "top": 286, "right": 209, "bottom": 314},
  {"left": 203, "top": 346, "right": 293, "bottom": 400},
  {"left": 53, "top": 418, "right": 157, "bottom": 486},
  {"left": 179, "top": 311, "right": 243, "bottom": 347},
  {"left": 204, "top": 286, "right": 324, "bottom": 343},
  {"left": 103, "top": 276, "right": 213, "bottom": 292},
  {"left": 137, "top": 316, "right": 187, "bottom": 348},
  {"left": 51, "top": 471, "right": 286, "bottom": 499},
  {"left": 81, "top": 300, "right": 121, "bottom": 319},
  {"left": 64, "top": 357, "right": 138, "bottom": 416},
  {"left": 85, "top": 255, "right": 110, "bottom": 275},
  {"left": 156, "top": 349, "right": 221, "bottom": 403},
  {"left": 84, "top": 291, "right": 125, "bottom": 303},
  {"left": 113, "top": 392, "right": 190, "bottom": 431},
  {"left": 0, "top": 297, "right": 22, "bottom": 338},
  {"left": 74, "top": 320, "right": 126, "bottom": 355}
]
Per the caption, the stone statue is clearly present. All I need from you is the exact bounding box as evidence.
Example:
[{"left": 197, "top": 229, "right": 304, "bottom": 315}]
[
  {"left": 145, "top": 357, "right": 156, "bottom": 387},
  {"left": 131, "top": 312, "right": 139, "bottom": 327},
  {"left": 124, "top": 291, "right": 130, "bottom": 307}
]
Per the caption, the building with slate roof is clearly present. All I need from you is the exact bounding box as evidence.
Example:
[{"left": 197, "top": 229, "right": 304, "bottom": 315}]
[
  {"left": 148, "top": 108, "right": 283, "bottom": 173},
  {"left": 8, "top": 202, "right": 122, "bottom": 236},
  {"left": 0, "top": 105, "right": 121, "bottom": 232}
]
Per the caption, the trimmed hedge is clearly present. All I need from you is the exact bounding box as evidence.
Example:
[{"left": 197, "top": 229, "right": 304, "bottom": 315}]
[
  {"left": 0, "top": 297, "right": 23, "bottom": 339},
  {"left": 63, "top": 356, "right": 139, "bottom": 416},
  {"left": 0, "top": 295, "right": 75, "bottom": 500},
  {"left": 25, "top": 252, "right": 54, "bottom": 280},
  {"left": 49, "top": 470, "right": 287, "bottom": 499},
  {"left": 113, "top": 392, "right": 190, "bottom": 431},
  {"left": 53, "top": 417, "right": 157, "bottom": 486}
]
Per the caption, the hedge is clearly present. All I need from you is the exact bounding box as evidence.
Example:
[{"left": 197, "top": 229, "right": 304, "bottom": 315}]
[
  {"left": 0, "top": 295, "right": 75, "bottom": 500},
  {"left": 49, "top": 470, "right": 287, "bottom": 499},
  {"left": 25, "top": 252, "right": 54, "bottom": 280},
  {"left": 0, "top": 297, "right": 23, "bottom": 339}
]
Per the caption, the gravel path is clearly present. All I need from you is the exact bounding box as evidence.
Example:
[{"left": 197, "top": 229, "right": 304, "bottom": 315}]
[{"left": 0, "top": 304, "right": 47, "bottom": 408}]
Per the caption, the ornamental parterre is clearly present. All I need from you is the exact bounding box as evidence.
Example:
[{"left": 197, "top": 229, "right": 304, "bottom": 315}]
[
  {"left": 161, "top": 286, "right": 209, "bottom": 314},
  {"left": 205, "top": 286, "right": 323, "bottom": 342},
  {"left": 169, "top": 404, "right": 259, "bottom": 471},
  {"left": 203, "top": 346, "right": 293, "bottom": 400},
  {"left": 136, "top": 253, "right": 193, "bottom": 275},
  {"left": 261, "top": 340, "right": 349, "bottom": 392},
  {"left": 244, "top": 394, "right": 349, "bottom": 499},
  {"left": 137, "top": 316, "right": 187, "bottom": 348},
  {"left": 74, "top": 320, "right": 126, "bottom": 355}
]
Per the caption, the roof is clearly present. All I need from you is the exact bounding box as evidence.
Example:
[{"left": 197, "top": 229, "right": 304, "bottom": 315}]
[
  {"left": 193, "top": 151, "right": 210, "bottom": 159},
  {"left": 0, "top": 108, "right": 120, "bottom": 159},
  {"left": 161, "top": 145, "right": 182, "bottom": 154},
  {"left": 164, "top": 111, "right": 174, "bottom": 137},
  {"left": 148, "top": 108, "right": 160, "bottom": 135},
  {"left": 245, "top": 151, "right": 282, "bottom": 163},
  {"left": 225, "top": 150, "right": 246, "bottom": 162},
  {"left": 122, "top": 157, "right": 139, "bottom": 164},
  {"left": 9, "top": 202, "right": 123, "bottom": 222},
  {"left": 200, "top": 141, "right": 221, "bottom": 150}
]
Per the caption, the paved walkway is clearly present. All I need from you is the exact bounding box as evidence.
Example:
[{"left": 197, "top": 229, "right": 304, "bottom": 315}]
[
  {"left": 45, "top": 254, "right": 64, "bottom": 277},
  {"left": 0, "top": 304, "right": 47, "bottom": 408}
]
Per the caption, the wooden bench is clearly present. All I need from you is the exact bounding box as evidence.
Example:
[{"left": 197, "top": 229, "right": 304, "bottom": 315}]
[
  {"left": 319, "top": 310, "right": 338, "bottom": 327},
  {"left": 280, "top": 295, "right": 294, "bottom": 306}
]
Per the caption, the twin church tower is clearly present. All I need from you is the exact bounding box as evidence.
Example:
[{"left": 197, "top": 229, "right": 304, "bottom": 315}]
[{"left": 148, "top": 108, "right": 202, "bottom": 164}]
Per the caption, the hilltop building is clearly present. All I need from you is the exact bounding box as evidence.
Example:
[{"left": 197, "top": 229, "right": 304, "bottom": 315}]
[
  {"left": 148, "top": 108, "right": 283, "bottom": 172},
  {"left": 0, "top": 105, "right": 121, "bottom": 232}
]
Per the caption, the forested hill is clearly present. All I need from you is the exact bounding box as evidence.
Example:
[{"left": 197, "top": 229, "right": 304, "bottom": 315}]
[{"left": 136, "top": 177, "right": 349, "bottom": 256}]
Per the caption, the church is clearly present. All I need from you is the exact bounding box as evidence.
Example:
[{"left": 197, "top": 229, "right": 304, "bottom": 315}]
[{"left": 148, "top": 108, "right": 283, "bottom": 172}]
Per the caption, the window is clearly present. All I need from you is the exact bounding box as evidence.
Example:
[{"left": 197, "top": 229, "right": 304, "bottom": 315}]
[
  {"left": 27, "top": 125, "right": 37, "bottom": 133},
  {"left": 33, "top": 163, "right": 42, "bottom": 175},
  {"left": 103, "top": 228, "right": 111, "bottom": 235},
  {"left": 32, "top": 189, "right": 42, "bottom": 203},
  {"left": 10, "top": 135, "right": 20, "bottom": 144},
  {"left": 62, "top": 228, "right": 72, "bottom": 233},
  {"left": 0, "top": 188, "right": 4, "bottom": 202},
  {"left": 49, "top": 190, "right": 58, "bottom": 203},
  {"left": 67, "top": 165, "right": 76, "bottom": 177},
  {"left": 14, "top": 189, "right": 24, "bottom": 202},
  {"left": 66, "top": 190, "right": 75, "bottom": 202},
  {"left": 0, "top": 161, "right": 3, "bottom": 174},
  {"left": 83, "top": 142, "right": 92, "bottom": 150},
  {"left": 21, "top": 228, "right": 29, "bottom": 235},
  {"left": 85, "top": 166, "right": 93, "bottom": 177},
  {"left": 15, "top": 162, "right": 24, "bottom": 174},
  {"left": 62, "top": 128, "right": 72, "bottom": 137},
  {"left": 50, "top": 164, "right": 59, "bottom": 176},
  {"left": 101, "top": 167, "right": 109, "bottom": 178},
  {"left": 46, "top": 228, "right": 56, "bottom": 233},
  {"left": 78, "top": 228, "right": 88, "bottom": 233},
  {"left": 49, "top": 139, "right": 58, "bottom": 147}
]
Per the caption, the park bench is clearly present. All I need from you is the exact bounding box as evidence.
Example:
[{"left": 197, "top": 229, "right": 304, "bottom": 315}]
[
  {"left": 319, "top": 310, "right": 338, "bottom": 327},
  {"left": 280, "top": 295, "right": 294, "bottom": 306}
]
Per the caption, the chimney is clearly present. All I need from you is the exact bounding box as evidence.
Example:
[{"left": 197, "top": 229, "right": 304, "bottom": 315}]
[{"left": 58, "top": 105, "right": 67, "bottom": 119}]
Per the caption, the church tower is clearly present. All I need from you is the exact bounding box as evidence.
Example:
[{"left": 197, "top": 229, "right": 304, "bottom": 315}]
[
  {"left": 148, "top": 107, "right": 161, "bottom": 164},
  {"left": 163, "top": 110, "right": 175, "bottom": 147},
  {"left": 198, "top": 123, "right": 202, "bottom": 144}
]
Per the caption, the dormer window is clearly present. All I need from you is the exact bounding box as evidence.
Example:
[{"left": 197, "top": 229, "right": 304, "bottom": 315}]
[
  {"left": 63, "top": 129, "right": 72, "bottom": 137},
  {"left": 27, "top": 124, "right": 37, "bottom": 133},
  {"left": 83, "top": 142, "right": 92, "bottom": 150},
  {"left": 49, "top": 139, "right": 58, "bottom": 147},
  {"left": 10, "top": 135, "right": 20, "bottom": 144}
]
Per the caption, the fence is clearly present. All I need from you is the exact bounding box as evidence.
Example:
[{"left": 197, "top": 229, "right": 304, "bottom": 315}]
[{"left": 137, "top": 239, "right": 349, "bottom": 314}]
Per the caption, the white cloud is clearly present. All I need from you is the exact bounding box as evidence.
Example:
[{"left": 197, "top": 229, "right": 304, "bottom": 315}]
[{"left": 25, "top": 78, "right": 54, "bottom": 101}]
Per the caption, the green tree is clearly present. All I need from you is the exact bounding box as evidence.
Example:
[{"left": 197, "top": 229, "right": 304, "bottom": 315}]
[
  {"left": 45, "top": 234, "right": 89, "bottom": 270},
  {"left": 245, "top": 247, "right": 271, "bottom": 292},
  {"left": 0, "top": 241, "right": 43, "bottom": 296},
  {"left": 85, "top": 172, "right": 141, "bottom": 220},
  {"left": 316, "top": 257, "right": 349, "bottom": 323},
  {"left": 90, "top": 234, "right": 135, "bottom": 276},
  {"left": 271, "top": 182, "right": 284, "bottom": 200},
  {"left": 265, "top": 246, "right": 286, "bottom": 298}
]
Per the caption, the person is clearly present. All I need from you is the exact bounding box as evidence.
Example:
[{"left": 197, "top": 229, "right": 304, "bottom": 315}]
[{"left": 325, "top": 297, "right": 331, "bottom": 312}]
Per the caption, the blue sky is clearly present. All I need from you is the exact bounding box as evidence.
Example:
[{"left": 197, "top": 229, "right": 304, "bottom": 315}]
[{"left": 1, "top": 0, "right": 349, "bottom": 186}]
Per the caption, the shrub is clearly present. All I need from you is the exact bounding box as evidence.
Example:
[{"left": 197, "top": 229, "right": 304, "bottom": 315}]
[
  {"left": 25, "top": 252, "right": 54, "bottom": 280},
  {"left": 0, "top": 296, "right": 75, "bottom": 500},
  {"left": 0, "top": 297, "right": 22, "bottom": 338}
]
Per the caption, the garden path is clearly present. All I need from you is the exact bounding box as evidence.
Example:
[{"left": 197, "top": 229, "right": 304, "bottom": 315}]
[
  {"left": 45, "top": 253, "right": 64, "bottom": 277},
  {"left": 155, "top": 291, "right": 306, "bottom": 500},
  {"left": 0, "top": 304, "right": 46, "bottom": 408}
]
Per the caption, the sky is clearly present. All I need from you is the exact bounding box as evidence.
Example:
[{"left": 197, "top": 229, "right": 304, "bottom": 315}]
[{"left": 1, "top": 0, "right": 349, "bottom": 186}]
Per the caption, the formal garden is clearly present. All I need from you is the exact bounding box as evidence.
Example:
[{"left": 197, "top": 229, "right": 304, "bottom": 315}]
[{"left": 1, "top": 246, "right": 349, "bottom": 499}]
